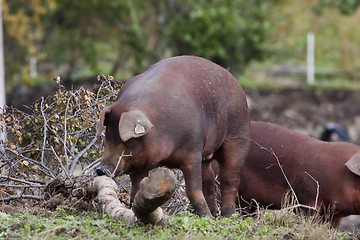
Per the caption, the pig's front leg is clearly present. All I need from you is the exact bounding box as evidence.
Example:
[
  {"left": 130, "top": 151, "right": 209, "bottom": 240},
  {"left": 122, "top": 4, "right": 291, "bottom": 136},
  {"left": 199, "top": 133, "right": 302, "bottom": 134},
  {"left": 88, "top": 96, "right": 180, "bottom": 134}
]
[{"left": 130, "top": 171, "right": 149, "bottom": 201}]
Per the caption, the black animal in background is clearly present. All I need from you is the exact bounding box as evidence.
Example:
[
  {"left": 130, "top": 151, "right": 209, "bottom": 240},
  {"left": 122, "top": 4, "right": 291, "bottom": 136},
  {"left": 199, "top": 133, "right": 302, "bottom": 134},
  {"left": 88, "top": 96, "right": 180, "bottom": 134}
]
[{"left": 319, "top": 122, "right": 351, "bottom": 142}]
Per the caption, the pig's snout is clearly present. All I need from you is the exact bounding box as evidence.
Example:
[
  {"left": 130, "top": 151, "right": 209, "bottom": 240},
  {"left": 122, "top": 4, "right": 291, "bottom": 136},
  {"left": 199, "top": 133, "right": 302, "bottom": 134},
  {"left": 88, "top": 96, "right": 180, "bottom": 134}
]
[
  {"left": 96, "top": 164, "right": 111, "bottom": 176},
  {"left": 96, "top": 161, "right": 126, "bottom": 177}
]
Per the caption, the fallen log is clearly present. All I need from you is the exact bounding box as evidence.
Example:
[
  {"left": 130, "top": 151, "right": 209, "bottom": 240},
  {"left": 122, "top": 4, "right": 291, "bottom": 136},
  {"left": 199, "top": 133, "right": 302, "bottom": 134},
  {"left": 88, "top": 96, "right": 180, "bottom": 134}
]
[{"left": 88, "top": 167, "right": 177, "bottom": 225}]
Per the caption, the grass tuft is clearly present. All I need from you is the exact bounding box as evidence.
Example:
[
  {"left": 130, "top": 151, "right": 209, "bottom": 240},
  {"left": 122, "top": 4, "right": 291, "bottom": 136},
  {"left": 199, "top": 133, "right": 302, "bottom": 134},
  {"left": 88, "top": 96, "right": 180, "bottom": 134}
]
[{"left": 0, "top": 207, "right": 353, "bottom": 239}]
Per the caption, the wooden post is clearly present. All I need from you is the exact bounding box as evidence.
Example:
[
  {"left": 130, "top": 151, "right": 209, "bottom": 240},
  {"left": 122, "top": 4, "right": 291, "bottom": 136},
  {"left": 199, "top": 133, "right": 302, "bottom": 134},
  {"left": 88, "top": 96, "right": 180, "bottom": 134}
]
[{"left": 307, "top": 32, "right": 315, "bottom": 84}]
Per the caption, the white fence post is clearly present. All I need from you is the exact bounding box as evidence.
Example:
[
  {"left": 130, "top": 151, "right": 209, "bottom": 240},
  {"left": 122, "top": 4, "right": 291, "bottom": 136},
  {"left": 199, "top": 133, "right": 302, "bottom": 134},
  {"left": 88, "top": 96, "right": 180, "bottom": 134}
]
[
  {"left": 30, "top": 56, "right": 37, "bottom": 78},
  {"left": 0, "top": 0, "right": 6, "bottom": 142},
  {"left": 307, "top": 32, "right": 315, "bottom": 84}
]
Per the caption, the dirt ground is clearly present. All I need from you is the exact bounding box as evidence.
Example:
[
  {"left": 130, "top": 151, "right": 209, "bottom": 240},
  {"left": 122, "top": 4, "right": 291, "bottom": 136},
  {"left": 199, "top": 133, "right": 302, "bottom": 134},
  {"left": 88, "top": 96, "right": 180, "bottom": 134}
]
[
  {"left": 245, "top": 87, "right": 360, "bottom": 232},
  {"left": 246, "top": 88, "right": 360, "bottom": 144}
]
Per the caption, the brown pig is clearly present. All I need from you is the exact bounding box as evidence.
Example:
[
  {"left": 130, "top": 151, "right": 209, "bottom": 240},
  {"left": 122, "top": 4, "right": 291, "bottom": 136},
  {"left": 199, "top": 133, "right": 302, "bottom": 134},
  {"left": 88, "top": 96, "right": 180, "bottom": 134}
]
[
  {"left": 213, "top": 121, "right": 360, "bottom": 227},
  {"left": 96, "top": 56, "right": 250, "bottom": 217}
]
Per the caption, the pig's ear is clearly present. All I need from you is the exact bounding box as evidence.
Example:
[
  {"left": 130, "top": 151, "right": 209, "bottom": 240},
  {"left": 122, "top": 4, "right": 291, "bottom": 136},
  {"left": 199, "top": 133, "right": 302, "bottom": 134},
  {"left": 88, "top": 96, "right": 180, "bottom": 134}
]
[
  {"left": 96, "top": 107, "right": 112, "bottom": 137},
  {"left": 345, "top": 153, "right": 360, "bottom": 176},
  {"left": 119, "top": 110, "right": 153, "bottom": 142}
]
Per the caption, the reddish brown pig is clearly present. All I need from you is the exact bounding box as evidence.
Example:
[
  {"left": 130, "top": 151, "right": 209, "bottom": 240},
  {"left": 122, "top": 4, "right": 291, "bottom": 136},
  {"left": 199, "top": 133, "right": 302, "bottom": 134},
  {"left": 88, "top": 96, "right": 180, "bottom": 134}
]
[
  {"left": 96, "top": 56, "right": 250, "bottom": 217},
  {"left": 218, "top": 121, "right": 360, "bottom": 227}
]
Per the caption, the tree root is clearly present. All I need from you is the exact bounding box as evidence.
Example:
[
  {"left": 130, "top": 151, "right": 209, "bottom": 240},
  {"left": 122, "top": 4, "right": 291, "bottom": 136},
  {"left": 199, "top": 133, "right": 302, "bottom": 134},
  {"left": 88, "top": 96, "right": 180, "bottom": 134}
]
[{"left": 88, "top": 167, "right": 177, "bottom": 225}]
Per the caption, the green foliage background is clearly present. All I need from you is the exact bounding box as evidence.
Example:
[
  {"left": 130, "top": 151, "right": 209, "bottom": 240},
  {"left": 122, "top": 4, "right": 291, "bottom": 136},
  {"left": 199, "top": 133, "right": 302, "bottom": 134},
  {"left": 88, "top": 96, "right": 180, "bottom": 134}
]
[
  {"left": 2, "top": 0, "right": 360, "bottom": 90},
  {"left": 157, "top": 0, "right": 271, "bottom": 69}
]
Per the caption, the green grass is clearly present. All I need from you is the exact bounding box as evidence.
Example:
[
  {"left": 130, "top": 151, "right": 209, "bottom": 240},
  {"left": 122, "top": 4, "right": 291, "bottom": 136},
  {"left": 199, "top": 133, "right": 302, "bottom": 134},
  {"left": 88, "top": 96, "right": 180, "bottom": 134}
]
[
  {"left": 238, "top": 76, "right": 360, "bottom": 91},
  {"left": 237, "top": 60, "right": 360, "bottom": 92},
  {"left": 0, "top": 207, "right": 354, "bottom": 240}
]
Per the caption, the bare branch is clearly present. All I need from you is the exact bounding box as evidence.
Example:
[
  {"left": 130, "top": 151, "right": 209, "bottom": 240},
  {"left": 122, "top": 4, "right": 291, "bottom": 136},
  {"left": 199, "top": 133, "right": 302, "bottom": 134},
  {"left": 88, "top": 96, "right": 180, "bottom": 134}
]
[
  {"left": 7, "top": 147, "right": 55, "bottom": 178},
  {"left": 0, "top": 183, "right": 44, "bottom": 188},
  {"left": 111, "top": 151, "right": 133, "bottom": 178},
  {"left": 63, "top": 90, "right": 74, "bottom": 169},
  {"left": 83, "top": 158, "right": 101, "bottom": 175},
  {"left": 40, "top": 97, "right": 48, "bottom": 166},
  {"left": 0, "top": 175, "right": 45, "bottom": 187},
  {"left": 305, "top": 171, "right": 320, "bottom": 209},
  {"left": 69, "top": 136, "right": 98, "bottom": 176},
  {"left": 0, "top": 194, "right": 44, "bottom": 202},
  {"left": 46, "top": 124, "right": 75, "bottom": 160},
  {"left": 281, "top": 203, "right": 317, "bottom": 212},
  {"left": 50, "top": 146, "right": 70, "bottom": 179}
]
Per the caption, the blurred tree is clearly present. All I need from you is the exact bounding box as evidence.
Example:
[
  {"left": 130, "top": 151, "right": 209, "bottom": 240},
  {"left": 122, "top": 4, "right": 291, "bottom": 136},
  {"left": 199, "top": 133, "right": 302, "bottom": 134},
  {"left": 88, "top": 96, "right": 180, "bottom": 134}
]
[
  {"left": 3, "top": 0, "right": 156, "bottom": 85},
  {"left": 155, "top": 0, "right": 272, "bottom": 71},
  {"left": 3, "top": 0, "right": 273, "bottom": 89},
  {"left": 44, "top": 0, "right": 273, "bottom": 77},
  {"left": 313, "top": 0, "right": 360, "bottom": 15},
  {"left": 41, "top": 0, "right": 156, "bottom": 81},
  {"left": 338, "top": 0, "right": 360, "bottom": 14},
  {"left": 3, "top": 0, "right": 56, "bottom": 87}
]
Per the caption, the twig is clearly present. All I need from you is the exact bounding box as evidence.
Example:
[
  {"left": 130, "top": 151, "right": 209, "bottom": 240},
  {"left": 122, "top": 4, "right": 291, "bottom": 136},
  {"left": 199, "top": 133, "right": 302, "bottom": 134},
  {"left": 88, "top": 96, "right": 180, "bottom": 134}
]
[
  {"left": 281, "top": 203, "right": 317, "bottom": 212},
  {"left": 4, "top": 147, "right": 55, "bottom": 178},
  {"left": 40, "top": 97, "right": 48, "bottom": 165},
  {"left": 63, "top": 91, "right": 74, "bottom": 169},
  {"left": 83, "top": 158, "right": 102, "bottom": 175},
  {"left": 240, "top": 196, "right": 274, "bottom": 211},
  {"left": 250, "top": 138, "right": 319, "bottom": 213},
  {"left": 69, "top": 136, "right": 98, "bottom": 176},
  {"left": 46, "top": 125, "right": 75, "bottom": 160},
  {"left": 251, "top": 139, "right": 300, "bottom": 205},
  {"left": 96, "top": 76, "right": 115, "bottom": 101},
  {"left": 0, "top": 175, "right": 46, "bottom": 187},
  {"left": 83, "top": 158, "right": 101, "bottom": 171},
  {"left": 0, "top": 183, "right": 44, "bottom": 188},
  {"left": 0, "top": 194, "right": 44, "bottom": 202},
  {"left": 305, "top": 171, "right": 320, "bottom": 209},
  {"left": 111, "top": 151, "right": 133, "bottom": 178},
  {"left": 50, "top": 146, "right": 70, "bottom": 179}
]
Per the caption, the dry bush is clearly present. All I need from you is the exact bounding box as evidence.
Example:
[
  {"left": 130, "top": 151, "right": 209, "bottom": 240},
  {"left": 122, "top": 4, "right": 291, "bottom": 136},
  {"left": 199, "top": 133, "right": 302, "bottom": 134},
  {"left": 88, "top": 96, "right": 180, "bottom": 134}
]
[
  {"left": 0, "top": 75, "right": 121, "bottom": 204},
  {"left": 0, "top": 75, "right": 189, "bottom": 216}
]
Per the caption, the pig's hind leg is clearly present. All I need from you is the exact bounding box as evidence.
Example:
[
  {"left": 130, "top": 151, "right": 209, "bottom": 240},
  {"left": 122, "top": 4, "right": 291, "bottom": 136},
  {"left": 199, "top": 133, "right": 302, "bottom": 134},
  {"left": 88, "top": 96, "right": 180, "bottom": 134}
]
[
  {"left": 217, "top": 138, "right": 250, "bottom": 217},
  {"left": 181, "top": 153, "right": 212, "bottom": 217},
  {"left": 202, "top": 160, "right": 218, "bottom": 216}
]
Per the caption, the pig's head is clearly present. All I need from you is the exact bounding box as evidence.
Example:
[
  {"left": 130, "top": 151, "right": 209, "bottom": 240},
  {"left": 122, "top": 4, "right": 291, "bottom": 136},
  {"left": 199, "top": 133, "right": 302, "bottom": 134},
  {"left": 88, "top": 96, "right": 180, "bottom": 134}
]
[{"left": 96, "top": 106, "right": 154, "bottom": 176}]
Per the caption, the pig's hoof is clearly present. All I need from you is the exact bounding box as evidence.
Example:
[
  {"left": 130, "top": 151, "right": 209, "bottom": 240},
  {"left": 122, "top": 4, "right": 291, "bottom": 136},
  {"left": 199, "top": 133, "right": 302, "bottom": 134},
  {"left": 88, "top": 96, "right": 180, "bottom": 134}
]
[
  {"left": 221, "top": 205, "right": 236, "bottom": 217},
  {"left": 193, "top": 201, "right": 212, "bottom": 217}
]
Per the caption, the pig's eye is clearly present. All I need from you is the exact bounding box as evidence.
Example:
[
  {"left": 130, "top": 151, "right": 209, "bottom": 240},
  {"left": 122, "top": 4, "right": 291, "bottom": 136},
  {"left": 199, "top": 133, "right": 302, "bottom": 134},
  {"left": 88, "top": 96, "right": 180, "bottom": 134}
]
[
  {"left": 123, "top": 138, "right": 139, "bottom": 149},
  {"left": 123, "top": 138, "right": 132, "bottom": 146}
]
